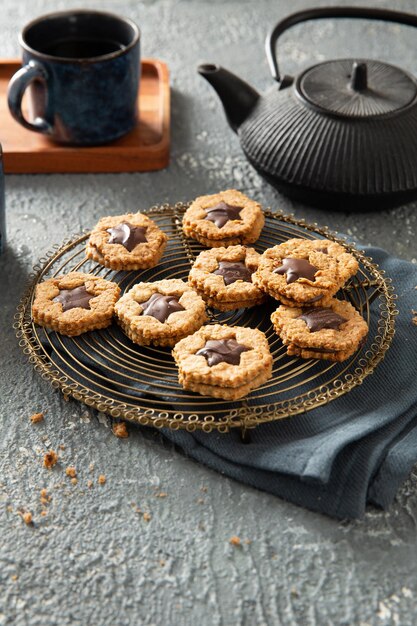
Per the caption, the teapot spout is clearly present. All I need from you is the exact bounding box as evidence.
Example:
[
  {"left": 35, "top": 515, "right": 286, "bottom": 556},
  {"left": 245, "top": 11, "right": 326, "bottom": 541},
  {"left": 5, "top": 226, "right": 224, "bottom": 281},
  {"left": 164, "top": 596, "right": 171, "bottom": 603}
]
[{"left": 198, "top": 64, "right": 259, "bottom": 132}]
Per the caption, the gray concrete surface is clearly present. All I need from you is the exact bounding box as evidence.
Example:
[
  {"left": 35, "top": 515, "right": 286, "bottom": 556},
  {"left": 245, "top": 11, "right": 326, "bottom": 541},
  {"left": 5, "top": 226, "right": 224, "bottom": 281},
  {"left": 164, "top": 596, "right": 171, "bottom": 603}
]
[{"left": 1, "top": 0, "right": 417, "bottom": 624}]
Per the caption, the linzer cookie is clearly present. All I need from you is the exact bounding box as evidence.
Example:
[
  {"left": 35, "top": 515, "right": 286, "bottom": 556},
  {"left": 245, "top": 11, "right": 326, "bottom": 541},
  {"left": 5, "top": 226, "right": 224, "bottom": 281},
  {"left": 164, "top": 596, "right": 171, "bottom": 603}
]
[
  {"left": 32, "top": 272, "right": 121, "bottom": 336},
  {"left": 271, "top": 299, "right": 368, "bottom": 362},
  {"left": 253, "top": 238, "right": 358, "bottom": 306},
  {"left": 114, "top": 279, "right": 207, "bottom": 347},
  {"left": 173, "top": 324, "right": 273, "bottom": 400},
  {"left": 182, "top": 189, "right": 264, "bottom": 247},
  {"left": 86, "top": 212, "right": 168, "bottom": 270},
  {"left": 188, "top": 245, "right": 266, "bottom": 311}
]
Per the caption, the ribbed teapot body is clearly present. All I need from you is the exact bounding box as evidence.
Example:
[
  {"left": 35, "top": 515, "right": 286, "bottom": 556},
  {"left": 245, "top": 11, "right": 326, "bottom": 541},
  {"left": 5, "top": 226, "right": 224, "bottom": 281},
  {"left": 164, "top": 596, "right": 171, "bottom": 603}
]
[{"left": 239, "top": 85, "right": 417, "bottom": 204}]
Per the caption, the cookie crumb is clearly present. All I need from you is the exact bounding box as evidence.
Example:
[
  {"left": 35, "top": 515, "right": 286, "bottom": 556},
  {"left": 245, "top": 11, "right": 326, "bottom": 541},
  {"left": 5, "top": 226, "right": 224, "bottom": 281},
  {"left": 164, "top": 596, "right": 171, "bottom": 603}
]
[
  {"left": 159, "top": 559, "right": 166, "bottom": 567},
  {"left": 98, "top": 474, "right": 106, "bottom": 485},
  {"left": 65, "top": 466, "right": 77, "bottom": 478},
  {"left": 155, "top": 492, "right": 167, "bottom": 498},
  {"left": 40, "top": 510, "right": 47, "bottom": 517},
  {"left": 112, "top": 422, "right": 129, "bottom": 438},
  {"left": 22, "top": 512, "right": 33, "bottom": 525},
  {"left": 89, "top": 463, "right": 95, "bottom": 472},
  {"left": 290, "top": 586, "right": 299, "bottom": 598},
  {"left": 30, "top": 412, "right": 44, "bottom": 424},
  {"left": 197, "top": 498, "right": 205, "bottom": 504},
  {"left": 200, "top": 486, "right": 208, "bottom": 493},
  {"left": 11, "top": 574, "right": 18, "bottom": 581},
  {"left": 412, "top": 310, "right": 417, "bottom": 326},
  {"left": 71, "top": 478, "right": 78, "bottom": 486},
  {"left": 40, "top": 488, "right": 51, "bottom": 505},
  {"left": 43, "top": 450, "right": 58, "bottom": 469},
  {"left": 143, "top": 512, "right": 151, "bottom": 522},
  {"left": 229, "top": 536, "right": 241, "bottom": 547},
  {"left": 244, "top": 539, "right": 252, "bottom": 545},
  {"left": 87, "top": 480, "right": 93, "bottom": 489},
  {"left": 59, "top": 444, "right": 66, "bottom": 451}
]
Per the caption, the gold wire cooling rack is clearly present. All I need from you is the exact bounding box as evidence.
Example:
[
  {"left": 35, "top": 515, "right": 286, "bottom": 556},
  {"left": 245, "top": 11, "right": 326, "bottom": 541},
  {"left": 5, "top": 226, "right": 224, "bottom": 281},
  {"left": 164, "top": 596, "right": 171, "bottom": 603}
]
[{"left": 15, "top": 203, "right": 398, "bottom": 433}]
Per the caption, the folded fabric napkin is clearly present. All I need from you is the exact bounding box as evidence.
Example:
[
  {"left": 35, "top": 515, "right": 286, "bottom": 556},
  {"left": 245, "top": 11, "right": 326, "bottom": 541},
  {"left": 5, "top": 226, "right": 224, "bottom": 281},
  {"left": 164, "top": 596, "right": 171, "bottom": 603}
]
[{"left": 39, "top": 245, "right": 417, "bottom": 519}]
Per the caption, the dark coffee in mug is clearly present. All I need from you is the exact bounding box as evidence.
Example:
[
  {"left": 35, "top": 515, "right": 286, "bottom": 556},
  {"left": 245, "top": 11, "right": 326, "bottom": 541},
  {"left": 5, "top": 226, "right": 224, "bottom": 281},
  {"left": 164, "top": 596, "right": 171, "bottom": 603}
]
[
  {"left": 7, "top": 10, "right": 140, "bottom": 145},
  {"left": 40, "top": 37, "right": 125, "bottom": 59}
]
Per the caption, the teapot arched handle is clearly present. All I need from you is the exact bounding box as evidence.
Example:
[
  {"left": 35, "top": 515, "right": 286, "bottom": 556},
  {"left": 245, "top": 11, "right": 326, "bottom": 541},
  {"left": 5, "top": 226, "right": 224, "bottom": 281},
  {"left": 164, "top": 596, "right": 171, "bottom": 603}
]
[{"left": 266, "top": 6, "right": 417, "bottom": 83}]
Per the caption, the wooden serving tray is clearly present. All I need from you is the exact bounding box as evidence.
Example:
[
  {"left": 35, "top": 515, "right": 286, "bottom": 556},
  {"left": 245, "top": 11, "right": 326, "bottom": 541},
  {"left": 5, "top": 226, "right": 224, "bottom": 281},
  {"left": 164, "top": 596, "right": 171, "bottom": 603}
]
[{"left": 0, "top": 58, "right": 170, "bottom": 173}]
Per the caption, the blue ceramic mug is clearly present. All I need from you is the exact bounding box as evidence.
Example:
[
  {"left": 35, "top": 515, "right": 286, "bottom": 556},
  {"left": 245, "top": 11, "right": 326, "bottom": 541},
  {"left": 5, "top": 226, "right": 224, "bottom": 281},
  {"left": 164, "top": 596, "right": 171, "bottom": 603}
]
[
  {"left": 7, "top": 10, "right": 140, "bottom": 145},
  {"left": 0, "top": 145, "right": 5, "bottom": 254}
]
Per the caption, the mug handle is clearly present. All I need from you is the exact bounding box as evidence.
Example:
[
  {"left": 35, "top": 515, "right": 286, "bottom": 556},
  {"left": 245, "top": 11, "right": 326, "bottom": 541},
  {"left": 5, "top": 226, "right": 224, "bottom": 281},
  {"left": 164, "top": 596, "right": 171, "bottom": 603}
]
[{"left": 7, "top": 60, "right": 52, "bottom": 134}]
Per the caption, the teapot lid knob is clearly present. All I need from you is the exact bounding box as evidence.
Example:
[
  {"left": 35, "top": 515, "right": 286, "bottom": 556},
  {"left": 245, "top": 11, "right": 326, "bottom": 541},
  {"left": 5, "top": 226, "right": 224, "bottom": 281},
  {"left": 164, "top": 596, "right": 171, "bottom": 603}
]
[
  {"left": 297, "top": 58, "right": 417, "bottom": 118},
  {"left": 350, "top": 62, "right": 367, "bottom": 91}
]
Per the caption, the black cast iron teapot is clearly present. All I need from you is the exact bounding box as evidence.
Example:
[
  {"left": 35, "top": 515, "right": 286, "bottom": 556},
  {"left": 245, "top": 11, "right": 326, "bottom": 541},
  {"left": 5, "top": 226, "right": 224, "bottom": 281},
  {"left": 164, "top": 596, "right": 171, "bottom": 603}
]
[{"left": 198, "top": 7, "right": 417, "bottom": 210}]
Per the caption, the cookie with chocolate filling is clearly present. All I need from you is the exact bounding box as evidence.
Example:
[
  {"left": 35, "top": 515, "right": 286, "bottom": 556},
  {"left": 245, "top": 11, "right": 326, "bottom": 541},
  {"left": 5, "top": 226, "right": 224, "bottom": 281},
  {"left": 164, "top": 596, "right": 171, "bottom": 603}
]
[
  {"left": 271, "top": 298, "right": 368, "bottom": 362},
  {"left": 173, "top": 324, "right": 273, "bottom": 400},
  {"left": 188, "top": 245, "right": 266, "bottom": 311},
  {"left": 32, "top": 271, "right": 121, "bottom": 336},
  {"left": 253, "top": 238, "right": 358, "bottom": 306},
  {"left": 182, "top": 189, "right": 264, "bottom": 248},
  {"left": 86, "top": 212, "right": 168, "bottom": 270},
  {"left": 115, "top": 279, "right": 207, "bottom": 347}
]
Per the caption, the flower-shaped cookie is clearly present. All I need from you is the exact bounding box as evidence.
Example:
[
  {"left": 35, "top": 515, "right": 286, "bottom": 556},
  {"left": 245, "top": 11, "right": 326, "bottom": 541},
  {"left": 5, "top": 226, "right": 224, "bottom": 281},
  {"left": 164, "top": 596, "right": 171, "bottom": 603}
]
[
  {"left": 32, "top": 271, "right": 121, "bottom": 336},
  {"left": 188, "top": 245, "right": 266, "bottom": 310},
  {"left": 182, "top": 189, "right": 264, "bottom": 247},
  {"left": 86, "top": 212, "right": 168, "bottom": 270},
  {"left": 253, "top": 238, "right": 358, "bottom": 306},
  {"left": 115, "top": 279, "right": 208, "bottom": 347},
  {"left": 173, "top": 324, "right": 273, "bottom": 399},
  {"left": 271, "top": 298, "right": 368, "bottom": 361}
]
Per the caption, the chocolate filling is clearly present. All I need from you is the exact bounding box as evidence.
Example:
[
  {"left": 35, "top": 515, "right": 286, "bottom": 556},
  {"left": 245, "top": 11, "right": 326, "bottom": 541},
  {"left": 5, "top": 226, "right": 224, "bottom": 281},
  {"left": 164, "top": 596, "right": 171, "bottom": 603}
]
[
  {"left": 213, "top": 261, "right": 252, "bottom": 286},
  {"left": 140, "top": 293, "right": 185, "bottom": 323},
  {"left": 304, "top": 294, "right": 323, "bottom": 304},
  {"left": 293, "top": 344, "right": 339, "bottom": 354},
  {"left": 204, "top": 202, "right": 242, "bottom": 228},
  {"left": 196, "top": 338, "right": 250, "bottom": 366},
  {"left": 274, "top": 258, "right": 318, "bottom": 284},
  {"left": 298, "top": 307, "right": 348, "bottom": 332},
  {"left": 53, "top": 285, "right": 93, "bottom": 312},
  {"left": 107, "top": 222, "right": 147, "bottom": 252}
]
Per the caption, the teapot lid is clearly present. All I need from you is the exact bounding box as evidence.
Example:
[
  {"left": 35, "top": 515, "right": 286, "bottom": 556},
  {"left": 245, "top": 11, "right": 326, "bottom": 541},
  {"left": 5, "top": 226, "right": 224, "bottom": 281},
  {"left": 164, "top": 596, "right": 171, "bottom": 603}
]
[{"left": 297, "top": 59, "right": 417, "bottom": 117}]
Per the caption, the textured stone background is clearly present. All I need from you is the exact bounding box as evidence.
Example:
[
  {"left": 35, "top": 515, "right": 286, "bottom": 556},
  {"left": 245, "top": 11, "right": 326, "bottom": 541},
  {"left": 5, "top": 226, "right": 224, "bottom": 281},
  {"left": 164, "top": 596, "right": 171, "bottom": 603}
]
[{"left": 1, "top": 0, "right": 417, "bottom": 625}]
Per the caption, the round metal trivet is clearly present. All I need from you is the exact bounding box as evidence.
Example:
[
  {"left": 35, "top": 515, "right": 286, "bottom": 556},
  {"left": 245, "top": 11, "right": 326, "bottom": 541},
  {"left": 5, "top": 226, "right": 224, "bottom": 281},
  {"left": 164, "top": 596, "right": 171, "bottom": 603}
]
[{"left": 15, "top": 203, "right": 397, "bottom": 433}]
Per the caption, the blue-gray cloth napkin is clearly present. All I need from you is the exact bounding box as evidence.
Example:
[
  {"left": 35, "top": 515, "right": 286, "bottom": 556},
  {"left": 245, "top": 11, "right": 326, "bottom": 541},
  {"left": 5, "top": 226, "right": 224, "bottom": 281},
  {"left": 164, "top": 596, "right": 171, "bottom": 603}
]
[
  {"left": 40, "top": 245, "right": 417, "bottom": 519},
  {"left": 162, "top": 246, "right": 417, "bottom": 519}
]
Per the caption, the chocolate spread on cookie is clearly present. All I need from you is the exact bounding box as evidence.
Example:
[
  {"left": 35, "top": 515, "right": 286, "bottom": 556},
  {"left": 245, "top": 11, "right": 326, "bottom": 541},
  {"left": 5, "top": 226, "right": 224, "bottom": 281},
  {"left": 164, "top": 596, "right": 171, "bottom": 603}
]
[
  {"left": 204, "top": 202, "right": 242, "bottom": 228},
  {"left": 140, "top": 293, "right": 185, "bottom": 323},
  {"left": 107, "top": 222, "right": 147, "bottom": 252},
  {"left": 304, "top": 294, "right": 323, "bottom": 304},
  {"left": 53, "top": 286, "right": 93, "bottom": 312},
  {"left": 294, "top": 344, "right": 338, "bottom": 354},
  {"left": 196, "top": 338, "right": 250, "bottom": 366},
  {"left": 213, "top": 261, "right": 252, "bottom": 285},
  {"left": 299, "top": 307, "right": 348, "bottom": 332},
  {"left": 274, "top": 258, "right": 318, "bottom": 284}
]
